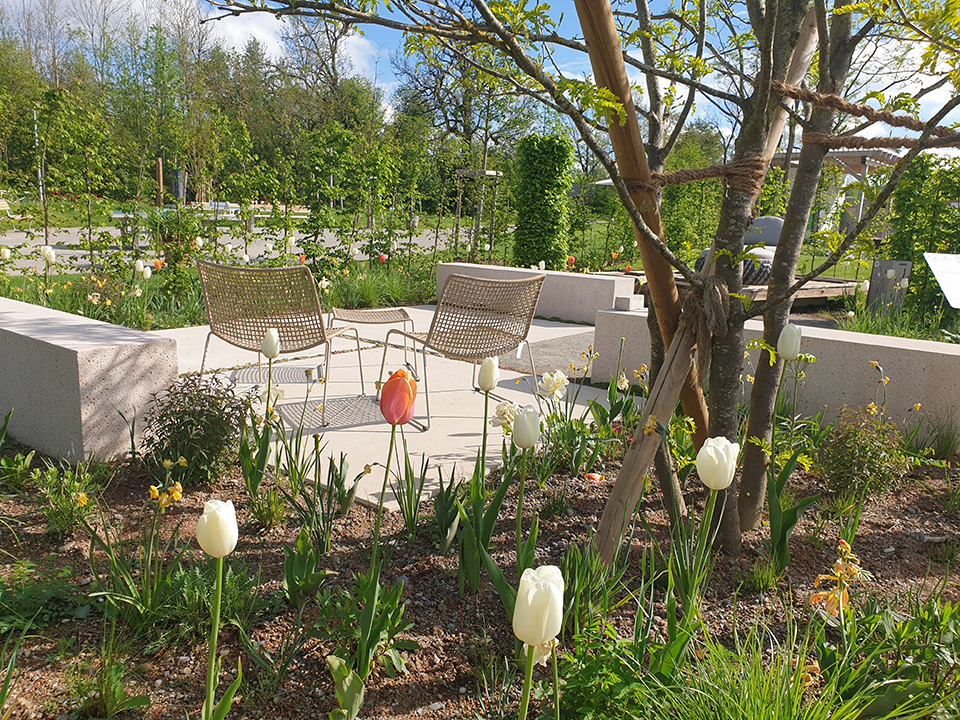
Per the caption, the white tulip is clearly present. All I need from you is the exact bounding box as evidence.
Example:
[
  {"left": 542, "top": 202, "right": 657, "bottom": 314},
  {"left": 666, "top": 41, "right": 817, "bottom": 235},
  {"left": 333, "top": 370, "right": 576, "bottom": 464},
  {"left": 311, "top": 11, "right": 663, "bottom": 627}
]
[
  {"left": 777, "top": 323, "right": 802, "bottom": 362},
  {"left": 696, "top": 436, "right": 740, "bottom": 491},
  {"left": 264, "top": 241, "right": 275, "bottom": 253},
  {"left": 241, "top": 254, "right": 250, "bottom": 264},
  {"left": 261, "top": 328, "right": 281, "bottom": 359},
  {"left": 142, "top": 267, "right": 152, "bottom": 280},
  {"left": 478, "top": 357, "right": 499, "bottom": 392},
  {"left": 900, "top": 277, "right": 909, "bottom": 290},
  {"left": 134, "top": 259, "right": 144, "bottom": 274},
  {"left": 194, "top": 237, "right": 203, "bottom": 250},
  {"left": 886, "top": 268, "right": 896, "bottom": 280},
  {"left": 224, "top": 243, "right": 233, "bottom": 254},
  {"left": 513, "top": 565, "right": 564, "bottom": 661},
  {"left": 513, "top": 405, "right": 540, "bottom": 449},
  {"left": 195, "top": 499, "right": 238, "bottom": 558},
  {"left": 860, "top": 280, "right": 870, "bottom": 294},
  {"left": 0, "top": 247, "right": 10, "bottom": 260},
  {"left": 484, "top": 243, "right": 490, "bottom": 252},
  {"left": 538, "top": 260, "right": 546, "bottom": 271}
]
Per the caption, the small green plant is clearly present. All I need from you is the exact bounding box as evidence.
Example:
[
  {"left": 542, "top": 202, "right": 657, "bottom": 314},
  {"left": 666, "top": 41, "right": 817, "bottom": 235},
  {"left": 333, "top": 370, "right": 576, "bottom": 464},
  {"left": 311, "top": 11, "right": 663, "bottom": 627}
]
[
  {"left": 70, "top": 621, "right": 151, "bottom": 719},
  {"left": 237, "top": 611, "right": 314, "bottom": 705},
  {"left": 433, "top": 466, "right": 461, "bottom": 555},
  {"left": 560, "top": 537, "right": 628, "bottom": 639},
  {"left": 144, "top": 375, "right": 247, "bottom": 487},
  {"left": 744, "top": 556, "right": 781, "bottom": 592},
  {"left": 35, "top": 463, "right": 99, "bottom": 536},
  {"left": 166, "top": 560, "right": 264, "bottom": 646},
  {"left": 314, "top": 569, "right": 418, "bottom": 681},
  {"left": 0, "top": 560, "right": 88, "bottom": 633},
  {"left": 767, "top": 449, "right": 818, "bottom": 574},
  {"left": 921, "top": 408, "right": 960, "bottom": 460},
  {"left": 282, "top": 527, "right": 333, "bottom": 611},
  {"left": 239, "top": 404, "right": 286, "bottom": 529},
  {"left": 540, "top": 485, "right": 570, "bottom": 520},
  {"left": 392, "top": 433, "right": 427, "bottom": 542},
  {"left": 816, "top": 407, "right": 910, "bottom": 497},
  {"left": 283, "top": 443, "right": 344, "bottom": 556}
]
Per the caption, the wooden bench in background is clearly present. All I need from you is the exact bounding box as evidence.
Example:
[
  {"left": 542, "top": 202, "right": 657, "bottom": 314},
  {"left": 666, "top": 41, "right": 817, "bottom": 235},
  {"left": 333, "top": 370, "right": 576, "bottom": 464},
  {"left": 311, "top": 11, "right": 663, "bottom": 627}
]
[{"left": 0, "top": 199, "right": 33, "bottom": 230}]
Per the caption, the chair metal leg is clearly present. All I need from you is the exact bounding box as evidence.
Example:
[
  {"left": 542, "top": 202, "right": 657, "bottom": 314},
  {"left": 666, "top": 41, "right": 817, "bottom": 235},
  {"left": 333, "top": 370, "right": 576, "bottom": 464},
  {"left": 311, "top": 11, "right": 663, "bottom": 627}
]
[
  {"left": 199, "top": 331, "right": 214, "bottom": 378},
  {"left": 321, "top": 342, "right": 331, "bottom": 426},
  {"left": 351, "top": 328, "right": 365, "bottom": 395},
  {"left": 408, "top": 345, "right": 431, "bottom": 431}
]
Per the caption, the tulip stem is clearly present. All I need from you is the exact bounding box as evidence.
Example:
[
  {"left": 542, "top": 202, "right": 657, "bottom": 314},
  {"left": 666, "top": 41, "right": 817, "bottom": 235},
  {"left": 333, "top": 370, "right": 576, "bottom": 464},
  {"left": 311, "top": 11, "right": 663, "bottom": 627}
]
[
  {"left": 202, "top": 555, "right": 224, "bottom": 720},
  {"left": 480, "top": 390, "right": 489, "bottom": 477},
  {"left": 552, "top": 642, "right": 560, "bottom": 720},
  {"left": 517, "top": 644, "right": 536, "bottom": 720},
  {"left": 516, "top": 447, "right": 528, "bottom": 566},
  {"left": 371, "top": 424, "right": 397, "bottom": 571}
]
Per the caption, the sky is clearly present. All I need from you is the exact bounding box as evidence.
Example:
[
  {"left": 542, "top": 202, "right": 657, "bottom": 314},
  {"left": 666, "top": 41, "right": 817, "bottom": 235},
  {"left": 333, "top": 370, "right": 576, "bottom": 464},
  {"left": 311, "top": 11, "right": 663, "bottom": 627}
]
[{"left": 204, "top": 0, "right": 957, "bottom": 155}]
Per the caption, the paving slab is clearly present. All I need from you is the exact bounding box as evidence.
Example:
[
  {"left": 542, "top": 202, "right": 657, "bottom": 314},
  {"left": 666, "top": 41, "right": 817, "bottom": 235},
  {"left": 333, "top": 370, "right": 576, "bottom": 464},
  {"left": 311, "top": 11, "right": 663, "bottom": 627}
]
[{"left": 151, "top": 309, "right": 604, "bottom": 509}]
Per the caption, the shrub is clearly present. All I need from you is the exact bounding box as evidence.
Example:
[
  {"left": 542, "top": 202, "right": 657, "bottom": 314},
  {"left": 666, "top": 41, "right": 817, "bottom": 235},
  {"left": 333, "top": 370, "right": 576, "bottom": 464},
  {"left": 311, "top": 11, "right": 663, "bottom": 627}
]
[
  {"left": 816, "top": 407, "right": 910, "bottom": 496},
  {"left": 144, "top": 376, "right": 247, "bottom": 487},
  {"left": 512, "top": 133, "right": 572, "bottom": 270}
]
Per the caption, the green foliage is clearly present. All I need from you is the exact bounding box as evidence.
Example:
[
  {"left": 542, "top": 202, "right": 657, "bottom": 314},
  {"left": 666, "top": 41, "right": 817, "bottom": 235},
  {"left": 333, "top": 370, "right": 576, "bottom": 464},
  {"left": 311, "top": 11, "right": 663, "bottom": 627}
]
[
  {"left": 326, "top": 655, "right": 365, "bottom": 720},
  {"left": 884, "top": 154, "right": 960, "bottom": 323},
  {"left": 512, "top": 133, "right": 572, "bottom": 269},
  {"left": 560, "top": 538, "right": 628, "bottom": 639},
  {"left": 314, "top": 568, "right": 417, "bottom": 681},
  {"left": 0, "top": 560, "right": 89, "bottom": 634},
  {"left": 816, "top": 407, "right": 911, "bottom": 496},
  {"left": 69, "top": 623, "right": 151, "bottom": 719},
  {"left": 391, "top": 433, "right": 428, "bottom": 542},
  {"left": 433, "top": 466, "right": 461, "bottom": 555},
  {"left": 165, "top": 560, "right": 264, "bottom": 645},
  {"left": 144, "top": 375, "right": 247, "bottom": 487},
  {"left": 283, "top": 527, "right": 333, "bottom": 611},
  {"left": 767, "top": 449, "right": 818, "bottom": 574}
]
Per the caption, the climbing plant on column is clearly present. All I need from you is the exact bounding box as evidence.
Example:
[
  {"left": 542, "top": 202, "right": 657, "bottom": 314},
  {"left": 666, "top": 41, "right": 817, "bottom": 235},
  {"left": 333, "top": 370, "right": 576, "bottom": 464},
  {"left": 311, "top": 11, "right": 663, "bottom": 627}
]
[{"left": 512, "top": 133, "right": 572, "bottom": 270}]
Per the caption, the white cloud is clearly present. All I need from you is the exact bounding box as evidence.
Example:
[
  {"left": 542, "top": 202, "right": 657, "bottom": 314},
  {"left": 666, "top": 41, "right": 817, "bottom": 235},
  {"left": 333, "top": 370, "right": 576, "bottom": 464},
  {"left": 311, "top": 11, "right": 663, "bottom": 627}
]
[{"left": 207, "top": 12, "right": 285, "bottom": 60}]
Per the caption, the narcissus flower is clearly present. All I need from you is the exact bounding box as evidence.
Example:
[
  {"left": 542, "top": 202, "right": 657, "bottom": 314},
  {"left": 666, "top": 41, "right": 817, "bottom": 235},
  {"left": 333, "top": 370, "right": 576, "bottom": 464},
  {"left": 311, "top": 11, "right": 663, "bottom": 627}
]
[{"left": 538, "top": 370, "right": 569, "bottom": 400}]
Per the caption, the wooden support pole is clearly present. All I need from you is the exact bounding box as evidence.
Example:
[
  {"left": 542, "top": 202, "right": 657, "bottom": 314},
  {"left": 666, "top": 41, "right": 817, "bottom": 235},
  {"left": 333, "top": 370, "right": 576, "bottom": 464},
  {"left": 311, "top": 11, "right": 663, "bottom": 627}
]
[
  {"left": 573, "top": 0, "right": 709, "bottom": 448},
  {"left": 156, "top": 157, "right": 163, "bottom": 207}
]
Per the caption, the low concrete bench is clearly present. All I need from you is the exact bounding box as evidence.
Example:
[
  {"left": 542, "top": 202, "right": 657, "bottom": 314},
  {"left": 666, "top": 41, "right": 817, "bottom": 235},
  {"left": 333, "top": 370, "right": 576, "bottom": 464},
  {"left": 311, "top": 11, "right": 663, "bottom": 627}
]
[
  {"left": 594, "top": 306, "right": 960, "bottom": 428},
  {"left": 0, "top": 298, "right": 178, "bottom": 461},
  {"left": 437, "top": 262, "right": 636, "bottom": 325}
]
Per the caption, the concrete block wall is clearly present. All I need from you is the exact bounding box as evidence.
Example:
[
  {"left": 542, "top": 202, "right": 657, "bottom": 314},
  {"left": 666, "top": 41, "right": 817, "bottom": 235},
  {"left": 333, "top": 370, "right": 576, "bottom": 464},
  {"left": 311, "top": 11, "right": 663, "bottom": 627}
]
[
  {"left": 0, "top": 298, "right": 178, "bottom": 461},
  {"left": 594, "top": 307, "right": 960, "bottom": 429},
  {"left": 437, "top": 262, "right": 636, "bottom": 325}
]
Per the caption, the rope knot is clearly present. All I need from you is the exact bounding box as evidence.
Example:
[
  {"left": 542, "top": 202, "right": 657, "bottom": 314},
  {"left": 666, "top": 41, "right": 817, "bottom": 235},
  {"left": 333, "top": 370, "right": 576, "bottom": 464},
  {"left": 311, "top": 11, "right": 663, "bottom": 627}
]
[{"left": 681, "top": 275, "right": 730, "bottom": 382}]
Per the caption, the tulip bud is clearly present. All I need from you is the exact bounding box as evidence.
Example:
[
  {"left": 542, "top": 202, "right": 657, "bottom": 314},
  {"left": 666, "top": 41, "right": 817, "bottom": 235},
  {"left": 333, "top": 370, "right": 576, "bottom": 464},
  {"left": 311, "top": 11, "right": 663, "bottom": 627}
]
[
  {"left": 195, "top": 499, "right": 238, "bottom": 558},
  {"left": 860, "top": 280, "right": 870, "bottom": 294},
  {"left": 696, "top": 436, "right": 739, "bottom": 491},
  {"left": 380, "top": 368, "right": 417, "bottom": 425},
  {"left": 194, "top": 237, "right": 203, "bottom": 250},
  {"left": 513, "top": 405, "right": 540, "bottom": 449},
  {"left": 142, "top": 266, "right": 152, "bottom": 280},
  {"left": 900, "top": 277, "right": 909, "bottom": 290},
  {"left": 0, "top": 248, "right": 10, "bottom": 260},
  {"left": 261, "top": 328, "right": 281, "bottom": 359},
  {"left": 241, "top": 254, "right": 250, "bottom": 264},
  {"left": 513, "top": 565, "right": 564, "bottom": 649},
  {"left": 538, "top": 261, "right": 546, "bottom": 271},
  {"left": 886, "top": 268, "right": 896, "bottom": 280},
  {"left": 134, "top": 259, "right": 144, "bottom": 274},
  {"left": 777, "top": 323, "right": 801, "bottom": 362},
  {"left": 478, "top": 357, "right": 499, "bottom": 392},
  {"left": 224, "top": 243, "right": 233, "bottom": 254},
  {"left": 264, "top": 241, "right": 274, "bottom": 253}
]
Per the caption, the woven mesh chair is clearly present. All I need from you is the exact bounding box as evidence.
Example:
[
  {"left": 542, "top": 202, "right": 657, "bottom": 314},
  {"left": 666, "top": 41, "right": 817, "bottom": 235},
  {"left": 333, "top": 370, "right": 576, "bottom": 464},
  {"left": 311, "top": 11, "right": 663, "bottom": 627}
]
[
  {"left": 196, "top": 260, "right": 364, "bottom": 425},
  {"left": 377, "top": 273, "right": 546, "bottom": 430}
]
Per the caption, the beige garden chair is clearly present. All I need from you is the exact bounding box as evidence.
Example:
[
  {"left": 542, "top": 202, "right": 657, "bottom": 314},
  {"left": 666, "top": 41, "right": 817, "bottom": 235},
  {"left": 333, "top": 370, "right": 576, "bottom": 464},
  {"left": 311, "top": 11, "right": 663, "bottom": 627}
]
[
  {"left": 377, "top": 272, "right": 546, "bottom": 430},
  {"left": 196, "top": 259, "right": 364, "bottom": 425}
]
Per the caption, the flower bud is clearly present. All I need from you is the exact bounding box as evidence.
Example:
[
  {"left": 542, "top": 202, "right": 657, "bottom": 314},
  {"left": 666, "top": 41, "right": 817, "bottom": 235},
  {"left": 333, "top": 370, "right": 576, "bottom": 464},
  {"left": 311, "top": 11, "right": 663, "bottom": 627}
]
[
  {"left": 478, "top": 357, "right": 499, "bottom": 392},
  {"left": 261, "top": 328, "right": 281, "bottom": 359},
  {"left": 696, "top": 436, "right": 739, "bottom": 491},
  {"left": 513, "top": 565, "right": 564, "bottom": 648},
  {"left": 195, "top": 499, "right": 238, "bottom": 558},
  {"left": 777, "top": 323, "right": 802, "bottom": 362},
  {"left": 513, "top": 405, "right": 540, "bottom": 449}
]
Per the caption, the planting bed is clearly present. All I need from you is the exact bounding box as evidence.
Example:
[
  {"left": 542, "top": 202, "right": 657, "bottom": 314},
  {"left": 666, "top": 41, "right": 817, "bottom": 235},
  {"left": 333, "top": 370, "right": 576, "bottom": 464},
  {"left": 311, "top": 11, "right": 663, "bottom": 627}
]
[{"left": 0, "top": 441, "right": 957, "bottom": 719}]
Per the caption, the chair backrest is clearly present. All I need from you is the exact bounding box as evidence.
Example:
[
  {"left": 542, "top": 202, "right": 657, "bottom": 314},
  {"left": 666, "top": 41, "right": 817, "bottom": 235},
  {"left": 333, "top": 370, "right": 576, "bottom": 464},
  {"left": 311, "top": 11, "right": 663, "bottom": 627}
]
[
  {"left": 427, "top": 273, "right": 546, "bottom": 361},
  {"left": 196, "top": 259, "right": 328, "bottom": 353},
  {"left": 0, "top": 199, "right": 10, "bottom": 213}
]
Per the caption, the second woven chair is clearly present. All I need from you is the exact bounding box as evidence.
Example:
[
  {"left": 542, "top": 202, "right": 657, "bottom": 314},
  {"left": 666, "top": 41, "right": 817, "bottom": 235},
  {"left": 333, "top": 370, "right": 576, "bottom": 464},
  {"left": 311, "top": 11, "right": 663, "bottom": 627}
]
[{"left": 377, "top": 272, "right": 546, "bottom": 430}]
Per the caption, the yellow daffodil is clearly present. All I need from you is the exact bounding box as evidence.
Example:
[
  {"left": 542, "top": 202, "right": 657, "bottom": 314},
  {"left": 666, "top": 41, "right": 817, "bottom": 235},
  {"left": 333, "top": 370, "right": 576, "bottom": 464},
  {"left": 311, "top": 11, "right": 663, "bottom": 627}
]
[
  {"left": 866, "top": 402, "right": 877, "bottom": 415},
  {"left": 149, "top": 485, "right": 160, "bottom": 499},
  {"left": 869, "top": 360, "right": 879, "bottom": 369},
  {"left": 76, "top": 492, "right": 88, "bottom": 507},
  {"left": 913, "top": 403, "right": 922, "bottom": 411},
  {"left": 643, "top": 415, "right": 658, "bottom": 435},
  {"left": 158, "top": 493, "right": 171, "bottom": 513},
  {"left": 163, "top": 459, "right": 174, "bottom": 470},
  {"left": 882, "top": 376, "right": 890, "bottom": 385},
  {"left": 177, "top": 456, "right": 188, "bottom": 467}
]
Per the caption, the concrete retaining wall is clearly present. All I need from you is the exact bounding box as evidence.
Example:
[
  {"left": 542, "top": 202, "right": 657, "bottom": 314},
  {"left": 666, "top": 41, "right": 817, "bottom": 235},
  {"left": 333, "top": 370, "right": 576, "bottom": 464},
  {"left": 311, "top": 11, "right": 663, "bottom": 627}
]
[
  {"left": 0, "top": 298, "right": 178, "bottom": 461},
  {"left": 594, "top": 307, "right": 960, "bottom": 429},
  {"left": 437, "top": 263, "right": 636, "bottom": 325}
]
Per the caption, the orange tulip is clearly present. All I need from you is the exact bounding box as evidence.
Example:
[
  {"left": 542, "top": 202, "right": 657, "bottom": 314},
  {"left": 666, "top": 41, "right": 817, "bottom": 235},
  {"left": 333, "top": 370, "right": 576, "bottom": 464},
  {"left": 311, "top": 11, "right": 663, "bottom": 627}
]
[
  {"left": 152, "top": 259, "right": 164, "bottom": 270},
  {"left": 380, "top": 369, "right": 417, "bottom": 425}
]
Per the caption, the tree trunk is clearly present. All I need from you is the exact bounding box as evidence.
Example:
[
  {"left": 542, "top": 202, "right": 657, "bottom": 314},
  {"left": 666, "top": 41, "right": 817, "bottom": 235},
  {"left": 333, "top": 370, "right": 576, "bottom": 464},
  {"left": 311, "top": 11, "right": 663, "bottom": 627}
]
[{"left": 739, "top": 0, "right": 859, "bottom": 530}]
